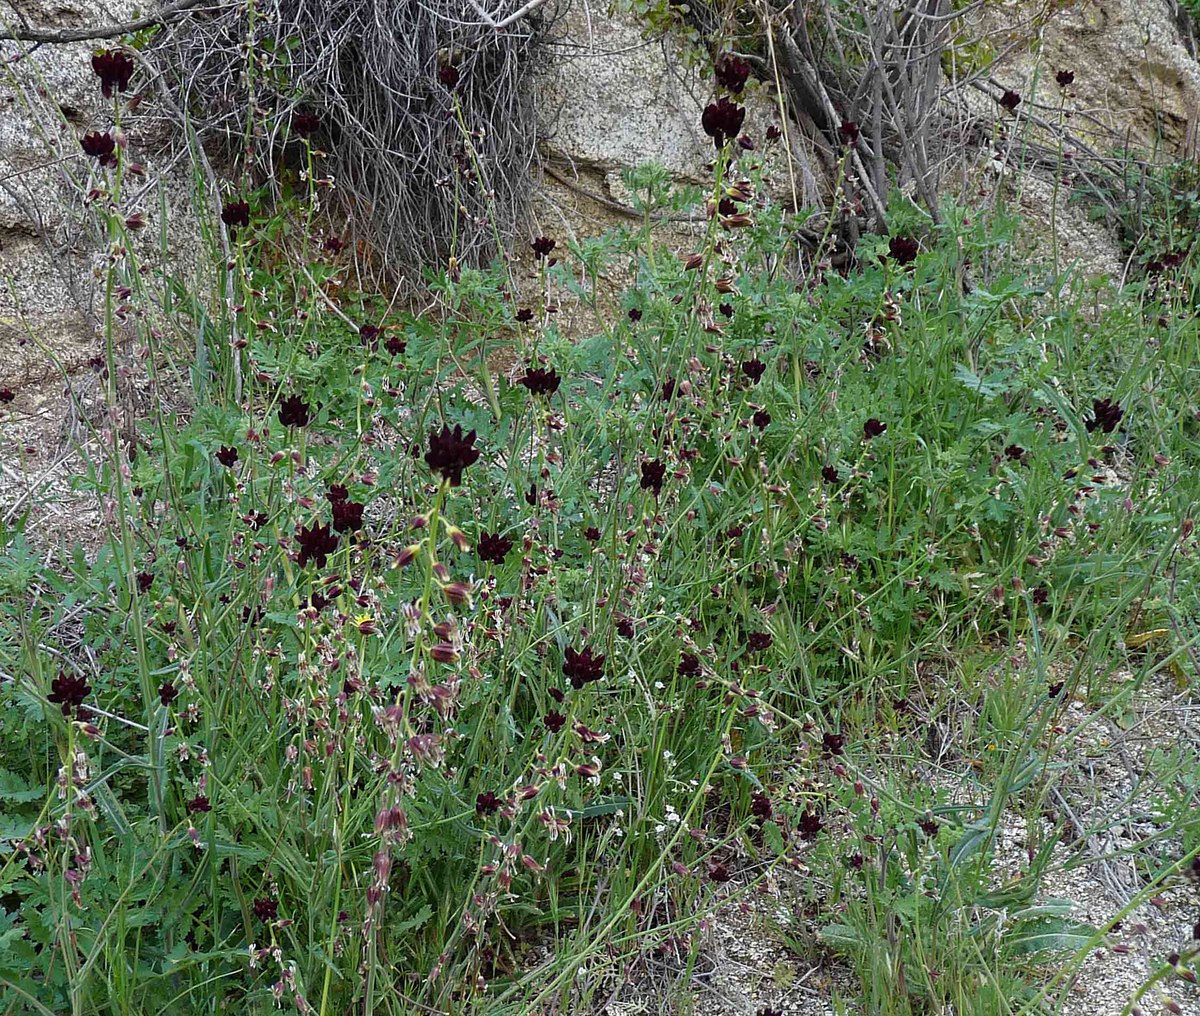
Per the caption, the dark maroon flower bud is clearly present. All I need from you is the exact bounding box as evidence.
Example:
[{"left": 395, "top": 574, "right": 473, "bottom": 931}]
[
  {"left": 701, "top": 98, "right": 746, "bottom": 148},
  {"left": 91, "top": 49, "right": 134, "bottom": 98},
  {"left": 888, "top": 235, "right": 920, "bottom": 264},
  {"left": 48, "top": 671, "right": 91, "bottom": 716},
  {"left": 640, "top": 459, "right": 666, "bottom": 496},
  {"left": 563, "top": 646, "right": 605, "bottom": 689},
  {"left": 159, "top": 682, "right": 178, "bottom": 706},
  {"left": 425, "top": 423, "right": 481, "bottom": 486},
  {"left": 253, "top": 897, "right": 278, "bottom": 922},
  {"left": 292, "top": 112, "right": 320, "bottom": 137},
  {"left": 80, "top": 131, "right": 117, "bottom": 167},
  {"left": 296, "top": 521, "right": 339, "bottom": 568},
  {"left": 519, "top": 366, "right": 561, "bottom": 397},
  {"left": 714, "top": 54, "right": 750, "bottom": 94},
  {"left": 220, "top": 200, "right": 251, "bottom": 229},
  {"left": 765, "top": 124, "right": 782, "bottom": 141},
  {"left": 136, "top": 571, "right": 154, "bottom": 593},
  {"left": 1055, "top": 69, "right": 1075, "bottom": 86},
  {"left": 531, "top": 236, "right": 556, "bottom": 259},
  {"left": 741, "top": 358, "right": 766, "bottom": 383},
  {"left": 438, "top": 64, "right": 460, "bottom": 88},
  {"left": 863, "top": 418, "right": 887, "bottom": 440},
  {"left": 475, "top": 791, "right": 501, "bottom": 816},
  {"left": 525, "top": 483, "right": 538, "bottom": 507},
  {"left": 839, "top": 119, "right": 860, "bottom": 144},
  {"left": 215, "top": 445, "right": 239, "bottom": 467},
  {"left": 616, "top": 617, "right": 635, "bottom": 639},
  {"left": 999, "top": 89, "right": 1021, "bottom": 112},
  {"left": 477, "top": 531, "right": 513, "bottom": 565}
]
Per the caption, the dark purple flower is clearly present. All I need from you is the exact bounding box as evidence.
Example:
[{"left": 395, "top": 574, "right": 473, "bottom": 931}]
[
  {"left": 863, "top": 418, "right": 887, "bottom": 440},
  {"left": 822, "top": 465, "right": 840, "bottom": 484},
  {"left": 515, "top": 307, "right": 534, "bottom": 323},
  {"left": 999, "top": 89, "right": 1021, "bottom": 112},
  {"left": 1004, "top": 444, "right": 1026, "bottom": 463},
  {"left": 678, "top": 652, "right": 701, "bottom": 677},
  {"left": 917, "top": 814, "right": 939, "bottom": 838},
  {"left": 741, "top": 358, "right": 766, "bottom": 383},
  {"left": 708, "top": 862, "right": 731, "bottom": 883},
  {"left": 292, "top": 112, "right": 321, "bottom": 137},
  {"left": 330, "top": 497, "right": 364, "bottom": 534},
  {"left": 519, "top": 366, "right": 561, "bottom": 397},
  {"left": 531, "top": 236, "right": 556, "bottom": 259},
  {"left": 660, "top": 377, "right": 678, "bottom": 402},
  {"left": 215, "top": 445, "right": 239, "bottom": 467},
  {"left": 839, "top": 119, "right": 860, "bottom": 144},
  {"left": 359, "top": 325, "right": 382, "bottom": 349},
  {"left": 584, "top": 526, "right": 601, "bottom": 542},
  {"left": 1086, "top": 398, "right": 1123, "bottom": 434},
  {"left": 563, "top": 646, "right": 605, "bottom": 689},
  {"left": 0, "top": 389, "right": 13, "bottom": 404},
  {"left": 888, "top": 235, "right": 919, "bottom": 264},
  {"left": 49, "top": 671, "right": 91, "bottom": 716},
  {"left": 821, "top": 731, "right": 845, "bottom": 757},
  {"left": 797, "top": 809, "right": 823, "bottom": 840},
  {"left": 186, "top": 795, "right": 211, "bottom": 814},
  {"left": 438, "top": 64, "right": 460, "bottom": 88},
  {"left": 765, "top": 124, "right": 782, "bottom": 142},
  {"left": 628, "top": 308, "right": 643, "bottom": 322},
  {"left": 296, "top": 521, "right": 339, "bottom": 568},
  {"left": 136, "top": 571, "right": 154, "bottom": 593},
  {"left": 746, "top": 631, "right": 773, "bottom": 652},
  {"left": 477, "top": 531, "right": 513, "bottom": 565},
  {"left": 425, "top": 424, "right": 481, "bottom": 486},
  {"left": 1056, "top": 69, "right": 1075, "bottom": 87},
  {"left": 750, "top": 792, "right": 772, "bottom": 821},
  {"left": 221, "top": 200, "right": 251, "bottom": 229},
  {"left": 80, "top": 131, "right": 117, "bottom": 167},
  {"left": 525, "top": 483, "right": 538, "bottom": 507},
  {"left": 543, "top": 710, "right": 567, "bottom": 733},
  {"left": 714, "top": 54, "right": 751, "bottom": 94},
  {"left": 701, "top": 98, "right": 746, "bottom": 148},
  {"left": 159, "top": 682, "right": 178, "bottom": 706},
  {"left": 385, "top": 335, "right": 406, "bottom": 356},
  {"left": 475, "top": 791, "right": 501, "bottom": 816},
  {"left": 752, "top": 409, "right": 771, "bottom": 429},
  {"left": 615, "top": 617, "right": 635, "bottom": 639},
  {"left": 640, "top": 459, "right": 666, "bottom": 496},
  {"left": 277, "top": 394, "right": 311, "bottom": 428},
  {"left": 91, "top": 49, "right": 134, "bottom": 98},
  {"left": 719, "top": 302, "right": 734, "bottom": 318},
  {"left": 253, "top": 897, "right": 278, "bottom": 922}
]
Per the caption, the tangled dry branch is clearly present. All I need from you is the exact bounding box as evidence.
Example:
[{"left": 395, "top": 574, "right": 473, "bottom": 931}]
[{"left": 152, "top": 0, "right": 558, "bottom": 284}]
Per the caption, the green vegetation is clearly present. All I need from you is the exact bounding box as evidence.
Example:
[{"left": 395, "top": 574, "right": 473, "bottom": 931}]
[{"left": 1, "top": 38, "right": 1199, "bottom": 1016}]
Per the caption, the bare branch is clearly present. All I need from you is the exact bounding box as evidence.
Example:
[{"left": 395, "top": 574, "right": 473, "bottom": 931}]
[{"left": 0, "top": 0, "right": 210, "bottom": 44}]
